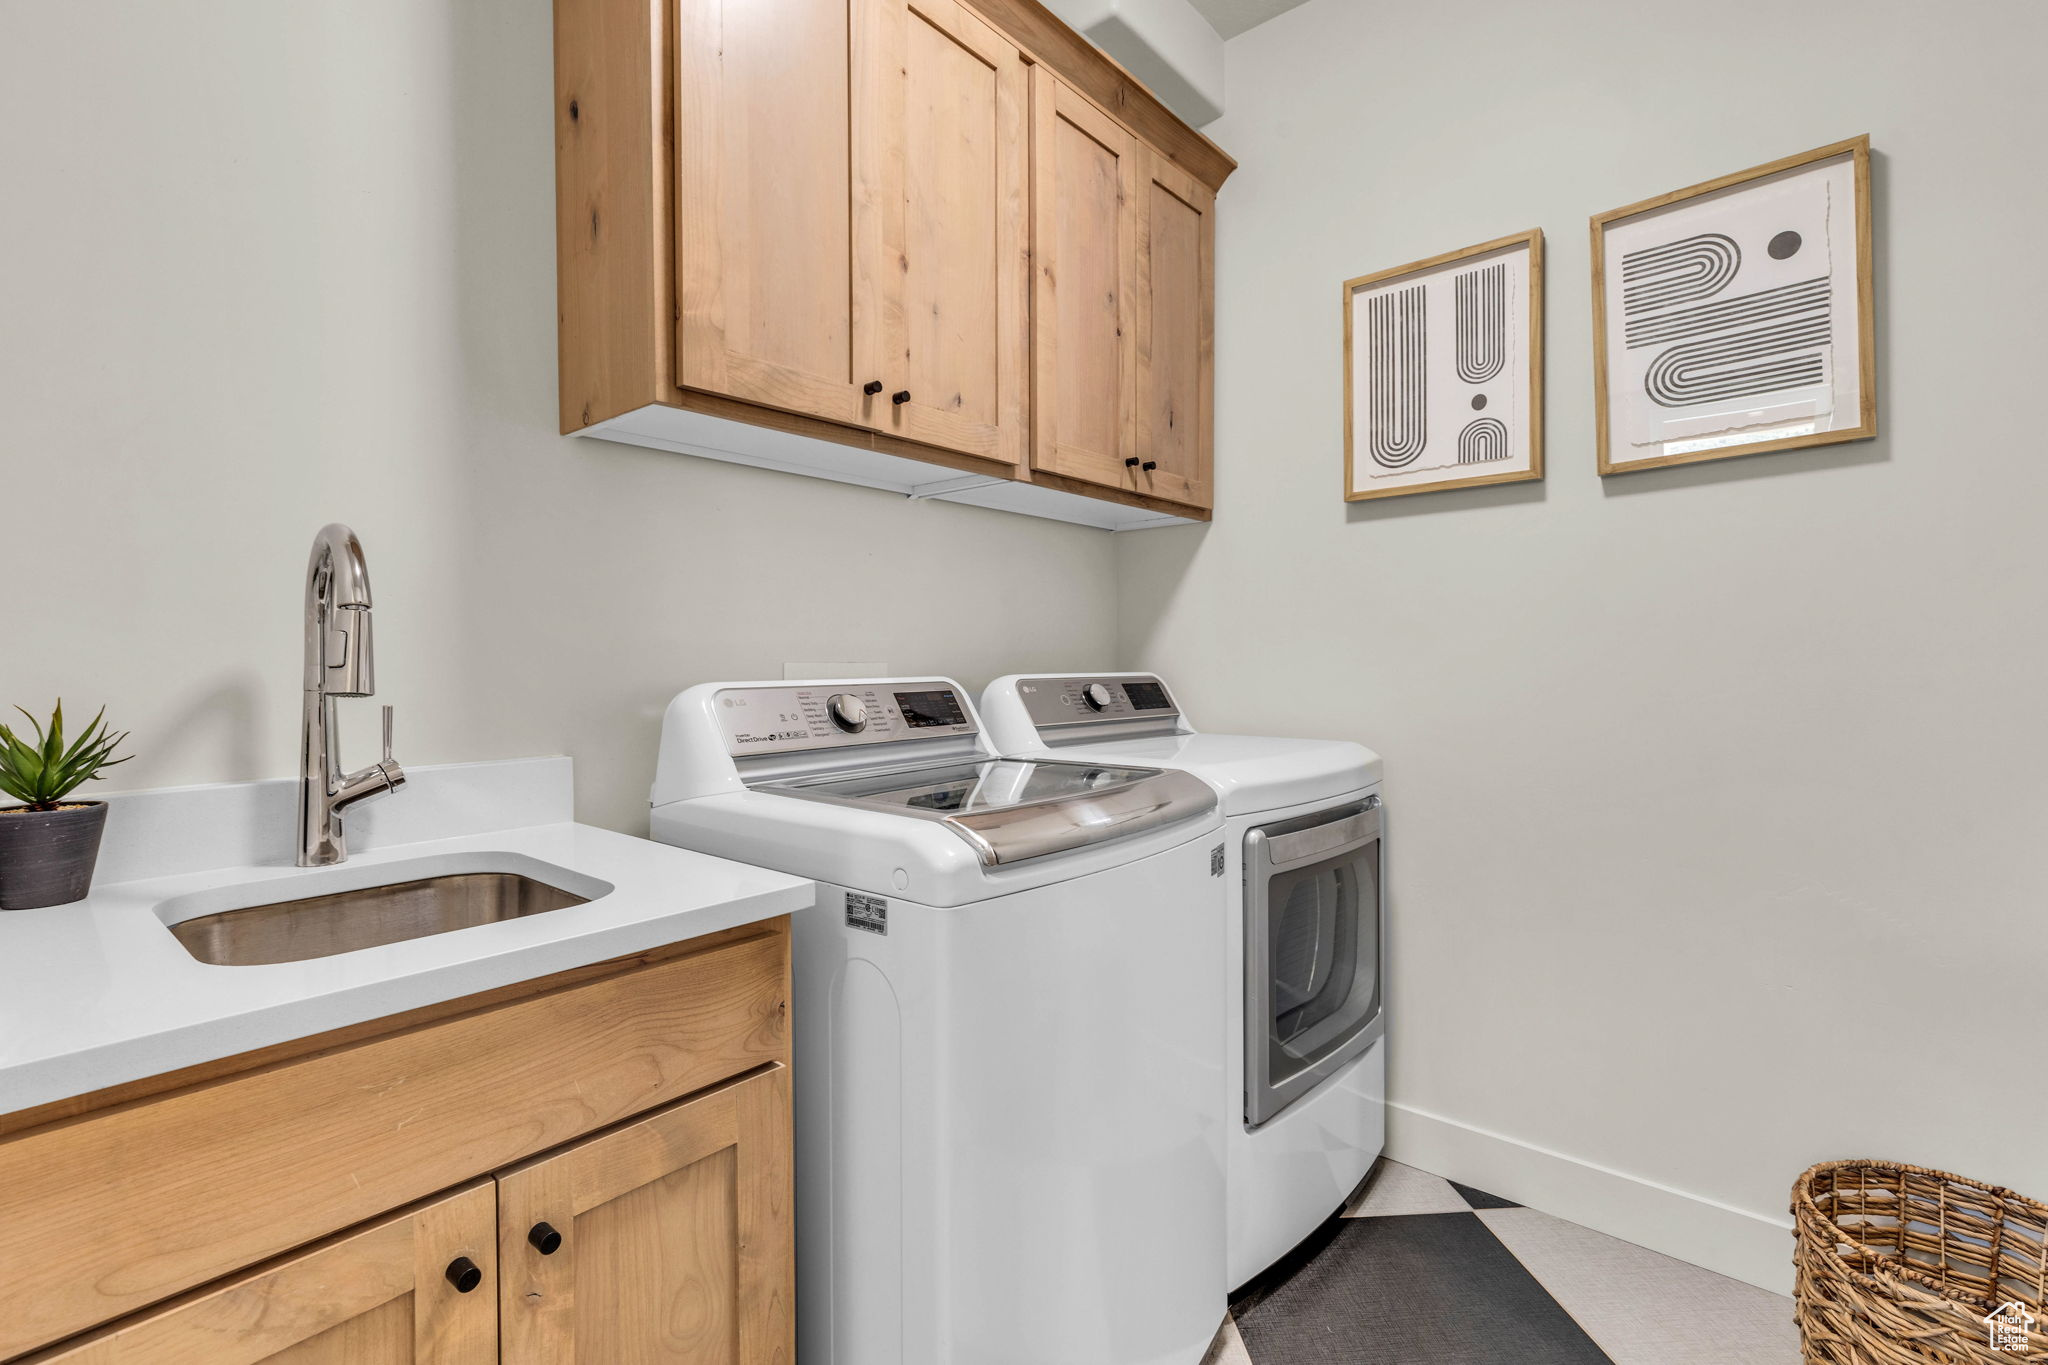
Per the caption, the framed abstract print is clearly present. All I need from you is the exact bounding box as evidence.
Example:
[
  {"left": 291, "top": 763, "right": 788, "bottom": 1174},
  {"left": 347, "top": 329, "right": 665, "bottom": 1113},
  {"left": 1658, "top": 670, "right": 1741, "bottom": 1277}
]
[
  {"left": 1344, "top": 229, "right": 1544, "bottom": 501},
  {"left": 1592, "top": 136, "right": 1876, "bottom": 474}
]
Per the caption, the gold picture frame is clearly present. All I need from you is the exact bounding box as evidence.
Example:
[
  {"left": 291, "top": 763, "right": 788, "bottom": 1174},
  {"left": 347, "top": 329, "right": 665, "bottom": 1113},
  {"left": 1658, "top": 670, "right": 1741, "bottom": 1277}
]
[
  {"left": 1343, "top": 229, "right": 1545, "bottom": 502},
  {"left": 1591, "top": 135, "right": 1876, "bottom": 475}
]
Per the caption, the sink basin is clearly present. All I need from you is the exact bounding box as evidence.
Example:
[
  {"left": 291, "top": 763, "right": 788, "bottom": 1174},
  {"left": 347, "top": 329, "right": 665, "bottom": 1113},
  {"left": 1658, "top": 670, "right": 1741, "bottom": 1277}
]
[{"left": 168, "top": 871, "right": 591, "bottom": 966}]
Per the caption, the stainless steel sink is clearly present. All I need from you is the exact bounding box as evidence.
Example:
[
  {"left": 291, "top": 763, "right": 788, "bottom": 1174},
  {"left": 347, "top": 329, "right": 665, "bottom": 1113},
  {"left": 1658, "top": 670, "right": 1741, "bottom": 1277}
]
[{"left": 169, "top": 871, "right": 590, "bottom": 966}]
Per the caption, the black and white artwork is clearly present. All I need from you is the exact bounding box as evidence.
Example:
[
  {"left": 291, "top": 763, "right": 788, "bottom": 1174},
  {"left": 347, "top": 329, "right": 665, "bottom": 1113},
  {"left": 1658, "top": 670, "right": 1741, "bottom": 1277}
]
[
  {"left": 1345, "top": 232, "right": 1541, "bottom": 500},
  {"left": 1597, "top": 144, "right": 1870, "bottom": 472}
]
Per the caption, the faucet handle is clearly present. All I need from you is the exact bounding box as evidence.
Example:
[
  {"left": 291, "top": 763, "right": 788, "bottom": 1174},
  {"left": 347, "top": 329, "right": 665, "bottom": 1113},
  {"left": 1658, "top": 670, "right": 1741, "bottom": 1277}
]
[{"left": 381, "top": 704, "right": 395, "bottom": 765}]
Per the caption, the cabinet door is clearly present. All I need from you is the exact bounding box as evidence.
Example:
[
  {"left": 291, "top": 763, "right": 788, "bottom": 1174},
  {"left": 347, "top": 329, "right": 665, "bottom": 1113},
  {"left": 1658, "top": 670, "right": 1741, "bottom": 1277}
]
[
  {"left": 675, "top": 0, "right": 868, "bottom": 426},
  {"left": 498, "top": 1068, "right": 793, "bottom": 1365},
  {"left": 1029, "top": 72, "right": 1138, "bottom": 492},
  {"left": 27, "top": 1185, "right": 496, "bottom": 1365},
  {"left": 1132, "top": 148, "right": 1215, "bottom": 508},
  {"left": 860, "top": 0, "right": 1028, "bottom": 465}
]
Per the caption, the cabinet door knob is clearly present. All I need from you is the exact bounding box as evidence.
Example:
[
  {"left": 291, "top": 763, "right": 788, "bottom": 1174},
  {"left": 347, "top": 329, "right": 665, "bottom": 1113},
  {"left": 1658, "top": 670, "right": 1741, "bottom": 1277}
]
[
  {"left": 528, "top": 1222, "right": 564, "bottom": 1255},
  {"left": 892, "top": 390, "right": 912, "bottom": 406},
  {"left": 1123, "top": 457, "right": 1140, "bottom": 468},
  {"left": 863, "top": 380, "right": 884, "bottom": 396},
  {"left": 445, "top": 1256, "right": 483, "bottom": 1293},
  {"left": 1141, "top": 460, "right": 1158, "bottom": 472}
]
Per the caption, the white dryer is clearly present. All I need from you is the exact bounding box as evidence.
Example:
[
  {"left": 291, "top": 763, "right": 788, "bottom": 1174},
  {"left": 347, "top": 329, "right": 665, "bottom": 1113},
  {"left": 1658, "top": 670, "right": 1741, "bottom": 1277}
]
[
  {"left": 980, "top": 674, "right": 1386, "bottom": 1291},
  {"left": 651, "top": 678, "right": 1230, "bottom": 1365}
]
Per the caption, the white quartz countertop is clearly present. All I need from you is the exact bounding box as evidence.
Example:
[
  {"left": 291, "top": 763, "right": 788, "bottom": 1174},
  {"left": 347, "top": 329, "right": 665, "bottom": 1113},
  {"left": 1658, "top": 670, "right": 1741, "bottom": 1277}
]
[{"left": 0, "top": 759, "right": 815, "bottom": 1118}]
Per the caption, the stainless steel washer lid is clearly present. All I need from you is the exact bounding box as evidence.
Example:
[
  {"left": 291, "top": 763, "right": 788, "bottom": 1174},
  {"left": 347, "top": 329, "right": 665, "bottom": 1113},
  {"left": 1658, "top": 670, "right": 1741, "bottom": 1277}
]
[{"left": 757, "top": 757, "right": 1216, "bottom": 866}]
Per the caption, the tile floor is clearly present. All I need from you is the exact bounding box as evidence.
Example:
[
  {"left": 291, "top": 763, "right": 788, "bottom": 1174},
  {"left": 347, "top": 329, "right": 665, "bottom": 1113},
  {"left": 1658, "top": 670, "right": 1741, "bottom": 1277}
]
[{"left": 1202, "top": 1160, "right": 1800, "bottom": 1364}]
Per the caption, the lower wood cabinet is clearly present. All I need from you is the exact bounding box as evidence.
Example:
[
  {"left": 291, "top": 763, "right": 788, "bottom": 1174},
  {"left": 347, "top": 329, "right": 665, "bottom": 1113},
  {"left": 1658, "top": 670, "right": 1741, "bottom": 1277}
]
[
  {"left": 498, "top": 1068, "right": 794, "bottom": 1364},
  {"left": 27, "top": 1183, "right": 501, "bottom": 1365},
  {"left": 2, "top": 921, "right": 794, "bottom": 1365},
  {"left": 24, "top": 1071, "right": 793, "bottom": 1365}
]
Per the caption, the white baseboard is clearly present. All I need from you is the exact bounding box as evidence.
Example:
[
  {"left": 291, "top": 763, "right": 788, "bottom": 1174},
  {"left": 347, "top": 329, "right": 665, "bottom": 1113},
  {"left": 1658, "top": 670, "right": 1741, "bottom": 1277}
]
[{"left": 1387, "top": 1101, "right": 1794, "bottom": 1296}]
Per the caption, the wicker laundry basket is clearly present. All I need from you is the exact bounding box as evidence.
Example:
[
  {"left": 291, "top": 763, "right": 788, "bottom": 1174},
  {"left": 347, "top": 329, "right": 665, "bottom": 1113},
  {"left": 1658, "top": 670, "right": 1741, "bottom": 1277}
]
[{"left": 1794, "top": 1160, "right": 2048, "bottom": 1363}]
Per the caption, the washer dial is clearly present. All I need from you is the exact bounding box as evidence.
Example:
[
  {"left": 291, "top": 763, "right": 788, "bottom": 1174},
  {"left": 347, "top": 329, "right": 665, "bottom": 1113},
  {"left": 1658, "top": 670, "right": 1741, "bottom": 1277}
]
[
  {"left": 827, "top": 692, "right": 869, "bottom": 732},
  {"left": 1082, "top": 682, "right": 1115, "bottom": 711}
]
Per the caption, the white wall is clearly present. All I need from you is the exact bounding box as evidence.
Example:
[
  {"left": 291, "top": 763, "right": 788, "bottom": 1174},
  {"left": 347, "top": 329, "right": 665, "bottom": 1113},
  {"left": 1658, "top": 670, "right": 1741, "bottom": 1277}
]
[
  {"left": 1042, "top": 0, "right": 1227, "bottom": 124},
  {"left": 1119, "top": 0, "right": 2048, "bottom": 1290},
  {"left": 0, "top": 0, "right": 1119, "bottom": 834}
]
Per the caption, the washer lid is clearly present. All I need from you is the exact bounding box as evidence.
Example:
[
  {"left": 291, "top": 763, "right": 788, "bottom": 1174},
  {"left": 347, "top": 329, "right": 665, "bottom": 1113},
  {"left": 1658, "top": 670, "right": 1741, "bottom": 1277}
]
[
  {"left": 1029, "top": 733, "right": 1383, "bottom": 815},
  {"left": 758, "top": 757, "right": 1215, "bottom": 866}
]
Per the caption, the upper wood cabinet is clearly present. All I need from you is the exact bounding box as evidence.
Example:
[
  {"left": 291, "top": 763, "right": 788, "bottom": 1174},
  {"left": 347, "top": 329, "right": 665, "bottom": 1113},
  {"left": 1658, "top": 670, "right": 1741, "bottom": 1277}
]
[
  {"left": 1030, "top": 70, "right": 1137, "bottom": 491},
  {"left": 677, "top": 0, "right": 1027, "bottom": 464},
  {"left": 861, "top": 0, "right": 1029, "bottom": 466},
  {"left": 675, "top": 0, "right": 865, "bottom": 427},
  {"left": 27, "top": 1184, "right": 499, "bottom": 1365},
  {"left": 1132, "top": 148, "right": 1215, "bottom": 507},
  {"left": 1028, "top": 79, "right": 1214, "bottom": 509},
  {"left": 557, "top": 0, "right": 1232, "bottom": 526}
]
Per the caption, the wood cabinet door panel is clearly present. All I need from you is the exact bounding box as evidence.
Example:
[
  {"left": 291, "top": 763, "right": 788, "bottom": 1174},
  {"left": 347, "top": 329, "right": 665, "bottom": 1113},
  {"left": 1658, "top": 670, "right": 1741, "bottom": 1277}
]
[
  {"left": 1130, "top": 149, "right": 1204, "bottom": 509},
  {"left": 861, "top": 0, "right": 1027, "bottom": 464},
  {"left": 1030, "top": 73, "right": 1138, "bottom": 492},
  {"left": 1133, "top": 148, "right": 1214, "bottom": 508},
  {"left": 25, "top": 1185, "right": 497, "bottom": 1365},
  {"left": 498, "top": 1068, "right": 794, "bottom": 1365},
  {"left": 676, "top": 0, "right": 865, "bottom": 425}
]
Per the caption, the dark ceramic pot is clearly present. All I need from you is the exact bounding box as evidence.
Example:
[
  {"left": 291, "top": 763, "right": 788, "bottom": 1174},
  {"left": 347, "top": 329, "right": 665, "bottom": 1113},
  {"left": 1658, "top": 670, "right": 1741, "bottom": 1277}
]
[{"left": 0, "top": 801, "right": 109, "bottom": 910}]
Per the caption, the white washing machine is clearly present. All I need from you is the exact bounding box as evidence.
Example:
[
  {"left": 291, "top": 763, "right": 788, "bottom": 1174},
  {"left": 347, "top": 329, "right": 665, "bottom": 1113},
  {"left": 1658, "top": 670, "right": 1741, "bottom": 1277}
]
[
  {"left": 651, "top": 678, "right": 1230, "bottom": 1365},
  {"left": 980, "top": 674, "right": 1386, "bottom": 1291}
]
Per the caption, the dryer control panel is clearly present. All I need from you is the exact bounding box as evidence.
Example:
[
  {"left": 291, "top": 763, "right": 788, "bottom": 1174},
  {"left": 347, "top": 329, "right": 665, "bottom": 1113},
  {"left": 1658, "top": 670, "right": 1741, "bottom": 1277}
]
[
  {"left": 716, "top": 682, "right": 978, "bottom": 756},
  {"left": 1015, "top": 675, "right": 1182, "bottom": 731}
]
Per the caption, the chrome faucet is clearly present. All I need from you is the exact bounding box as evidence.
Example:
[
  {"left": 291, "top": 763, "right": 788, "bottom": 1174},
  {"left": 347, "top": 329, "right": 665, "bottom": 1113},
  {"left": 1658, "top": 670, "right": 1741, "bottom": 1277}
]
[{"left": 297, "top": 523, "right": 405, "bottom": 866}]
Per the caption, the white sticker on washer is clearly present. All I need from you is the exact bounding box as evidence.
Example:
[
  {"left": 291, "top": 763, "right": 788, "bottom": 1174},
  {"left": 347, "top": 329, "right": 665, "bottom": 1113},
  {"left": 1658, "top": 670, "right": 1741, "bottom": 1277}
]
[{"left": 846, "top": 891, "right": 888, "bottom": 936}]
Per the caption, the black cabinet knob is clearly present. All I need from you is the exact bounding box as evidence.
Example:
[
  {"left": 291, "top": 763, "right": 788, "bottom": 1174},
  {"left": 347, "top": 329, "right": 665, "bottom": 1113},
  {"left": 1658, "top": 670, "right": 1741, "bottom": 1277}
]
[
  {"left": 528, "top": 1221, "right": 563, "bottom": 1255},
  {"left": 1141, "top": 460, "right": 1158, "bottom": 472},
  {"left": 892, "top": 390, "right": 912, "bottom": 405},
  {"left": 863, "top": 380, "right": 884, "bottom": 396},
  {"left": 1123, "top": 457, "right": 1140, "bottom": 468},
  {"left": 445, "top": 1256, "right": 483, "bottom": 1293}
]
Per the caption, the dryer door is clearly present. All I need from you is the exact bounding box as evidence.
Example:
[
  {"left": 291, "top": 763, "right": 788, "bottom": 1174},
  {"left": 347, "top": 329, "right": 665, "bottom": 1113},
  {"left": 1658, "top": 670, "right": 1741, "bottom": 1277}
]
[{"left": 1244, "top": 798, "right": 1384, "bottom": 1127}]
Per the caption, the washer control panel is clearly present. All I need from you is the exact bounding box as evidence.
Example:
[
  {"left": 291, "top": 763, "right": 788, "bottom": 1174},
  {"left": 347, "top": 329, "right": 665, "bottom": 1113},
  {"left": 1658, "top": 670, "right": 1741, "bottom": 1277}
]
[
  {"left": 1016, "top": 675, "right": 1180, "bottom": 731},
  {"left": 717, "top": 682, "right": 977, "bottom": 755},
  {"left": 826, "top": 692, "right": 869, "bottom": 732}
]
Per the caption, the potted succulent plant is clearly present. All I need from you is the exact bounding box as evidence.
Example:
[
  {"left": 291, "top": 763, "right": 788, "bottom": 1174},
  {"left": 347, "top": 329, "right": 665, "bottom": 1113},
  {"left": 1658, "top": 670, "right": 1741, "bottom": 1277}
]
[{"left": 0, "top": 702, "right": 132, "bottom": 910}]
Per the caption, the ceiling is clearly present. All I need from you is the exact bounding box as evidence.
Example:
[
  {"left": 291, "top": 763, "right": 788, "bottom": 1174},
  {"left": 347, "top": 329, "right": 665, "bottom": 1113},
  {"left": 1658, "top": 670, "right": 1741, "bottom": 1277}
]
[{"left": 1187, "top": 0, "right": 1315, "bottom": 39}]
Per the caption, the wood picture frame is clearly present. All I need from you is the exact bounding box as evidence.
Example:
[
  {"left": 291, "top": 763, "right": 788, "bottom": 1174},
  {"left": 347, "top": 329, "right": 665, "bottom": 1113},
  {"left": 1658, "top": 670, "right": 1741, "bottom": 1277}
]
[
  {"left": 1344, "top": 229, "right": 1545, "bottom": 502},
  {"left": 1591, "top": 135, "right": 1876, "bottom": 475}
]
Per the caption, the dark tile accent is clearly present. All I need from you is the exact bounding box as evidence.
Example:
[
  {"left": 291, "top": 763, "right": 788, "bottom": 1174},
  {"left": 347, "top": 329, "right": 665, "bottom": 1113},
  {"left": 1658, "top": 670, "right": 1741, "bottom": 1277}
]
[
  {"left": 1450, "top": 1180, "right": 1520, "bottom": 1211},
  {"left": 1231, "top": 1210, "right": 1349, "bottom": 1316},
  {"left": 1233, "top": 1213, "right": 1612, "bottom": 1365}
]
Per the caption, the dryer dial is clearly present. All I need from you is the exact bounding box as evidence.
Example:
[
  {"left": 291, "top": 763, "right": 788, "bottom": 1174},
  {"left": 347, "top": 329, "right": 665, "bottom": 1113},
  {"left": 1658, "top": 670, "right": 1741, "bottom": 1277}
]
[{"left": 827, "top": 693, "right": 869, "bottom": 732}]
